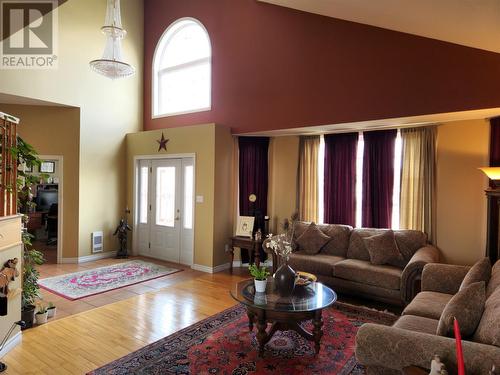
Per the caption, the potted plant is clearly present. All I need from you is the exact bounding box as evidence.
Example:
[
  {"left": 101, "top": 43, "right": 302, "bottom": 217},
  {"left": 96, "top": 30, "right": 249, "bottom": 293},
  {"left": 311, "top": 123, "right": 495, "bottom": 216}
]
[
  {"left": 47, "top": 302, "right": 56, "bottom": 318},
  {"left": 9, "top": 137, "right": 46, "bottom": 329},
  {"left": 35, "top": 302, "right": 48, "bottom": 325},
  {"left": 21, "top": 235, "right": 44, "bottom": 329},
  {"left": 249, "top": 264, "right": 270, "bottom": 293}
]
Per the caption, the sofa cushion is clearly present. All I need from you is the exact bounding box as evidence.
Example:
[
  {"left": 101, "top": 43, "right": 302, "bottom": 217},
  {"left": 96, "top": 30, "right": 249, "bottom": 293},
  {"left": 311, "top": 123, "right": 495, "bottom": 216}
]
[
  {"left": 473, "top": 286, "right": 500, "bottom": 347},
  {"left": 318, "top": 224, "right": 352, "bottom": 257},
  {"left": 288, "top": 252, "right": 344, "bottom": 276},
  {"left": 295, "top": 222, "right": 331, "bottom": 255},
  {"left": 363, "top": 230, "right": 404, "bottom": 267},
  {"left": 346, "top": 228, "right": 379, "bottom": 261},
  {"left": 437, "top": 281, "right": 485, "bottom": 338},
  {"left": 486, "top": 260, "right": 500, "bottom": 298},
  {"left": 394, "top": 230, "right": 427, "bottom": 261},
  {"left": 333, "top": 259, "right": 402, "bottom": 290},
  {"left": 393, "top": 315, "right": 439, "bottom": 335},
  {"left": 347, "top": 228, "right": 424, "bottom": 266},
  {"left": 460, "top": 257, "right": 491, "bottom": 291},
  {"left": 402, "top": 291, "right": 453, "bottom": 320}
]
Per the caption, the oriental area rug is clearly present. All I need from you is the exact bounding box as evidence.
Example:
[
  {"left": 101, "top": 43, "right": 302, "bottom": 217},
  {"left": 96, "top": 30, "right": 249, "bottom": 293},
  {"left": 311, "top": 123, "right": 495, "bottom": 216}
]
[
  {"left": 88, "top": 302, "right": 397, "bottom": 375},
  {"left": 38, "top": 260, "right": 180, "bottom": 300}
]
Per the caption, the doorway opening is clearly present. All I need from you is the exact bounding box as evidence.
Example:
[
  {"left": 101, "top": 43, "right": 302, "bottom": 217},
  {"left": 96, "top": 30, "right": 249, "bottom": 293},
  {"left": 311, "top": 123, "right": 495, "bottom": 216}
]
[
  {"left": 26, "top": 155, "right": 63, "bottom": 264},
  {"left": 134, "top": 155, "right": 195, "bottom": 265}
]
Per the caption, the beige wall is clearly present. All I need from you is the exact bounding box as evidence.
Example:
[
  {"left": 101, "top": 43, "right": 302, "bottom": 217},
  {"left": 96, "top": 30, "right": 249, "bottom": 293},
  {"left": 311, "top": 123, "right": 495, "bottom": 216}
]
[
  {"left": 0, "top": 105, "right": 80, "bottom": 258},
  {"left": 213, "top": 126, "right": 235, "bottom": 267},
  {"left": 436, "top": 119, "right": 489, "bottom": 265},
  {"left": 0, "top": 0, "right": 144, "bottom": 257},
  {"left": 126, "top": 124, "right": 233, "bottom": 268},
  {"left": 268, "top": 136, "right": 300, "bottom": 234}
]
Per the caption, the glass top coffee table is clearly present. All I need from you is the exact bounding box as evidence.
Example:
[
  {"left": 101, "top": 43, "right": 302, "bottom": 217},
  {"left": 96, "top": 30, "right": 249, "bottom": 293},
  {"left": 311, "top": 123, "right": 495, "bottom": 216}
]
[{"left": 230, "top": 278, "right": 337, "bottom": 356}]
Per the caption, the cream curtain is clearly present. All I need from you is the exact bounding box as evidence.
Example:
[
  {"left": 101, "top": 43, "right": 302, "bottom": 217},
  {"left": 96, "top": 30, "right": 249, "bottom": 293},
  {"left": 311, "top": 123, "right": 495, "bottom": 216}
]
[
  {"left": 400, "top": 126, "right": 437, "bottom": 244},
  {"left": 298, "top": 136, "right": 320, "bottom": 222}
]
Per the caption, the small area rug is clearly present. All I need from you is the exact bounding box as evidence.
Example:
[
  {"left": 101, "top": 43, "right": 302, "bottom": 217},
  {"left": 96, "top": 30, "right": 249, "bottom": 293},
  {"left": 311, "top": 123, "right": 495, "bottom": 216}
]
[
  {"left": 39, "top": 260, "right": 180, "bottom": 300},
  {"left": 88, "top": 302, "right": 396, "bottom": 374}
]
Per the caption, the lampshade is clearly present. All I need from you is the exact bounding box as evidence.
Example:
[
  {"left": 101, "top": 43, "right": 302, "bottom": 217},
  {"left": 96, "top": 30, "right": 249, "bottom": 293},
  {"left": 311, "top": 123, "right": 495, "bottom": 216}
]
[
  {"left": 89, "top": 0, "right": 135, "bottom": 79},
  {"left": 479, "top": 167, "right": 500, "bottom": 180}
]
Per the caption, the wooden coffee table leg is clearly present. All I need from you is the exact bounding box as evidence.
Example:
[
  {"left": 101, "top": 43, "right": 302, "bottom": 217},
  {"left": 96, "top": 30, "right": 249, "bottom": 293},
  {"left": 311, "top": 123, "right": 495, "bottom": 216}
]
[
  {"left": 247, "top": 309, "right": 255, "bottom": 331},
  {"left": 313, "top": 309, "right": 323, "bottom": 354},
  {"left": 256, "top": 310, "right": 267, "bottom": 357}
]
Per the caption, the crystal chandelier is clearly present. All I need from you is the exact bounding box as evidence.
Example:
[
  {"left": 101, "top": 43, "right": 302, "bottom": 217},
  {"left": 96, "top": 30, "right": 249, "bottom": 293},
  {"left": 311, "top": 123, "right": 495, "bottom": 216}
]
[{"left": 89, "top": 0, "right": 135, "bottom": 79}]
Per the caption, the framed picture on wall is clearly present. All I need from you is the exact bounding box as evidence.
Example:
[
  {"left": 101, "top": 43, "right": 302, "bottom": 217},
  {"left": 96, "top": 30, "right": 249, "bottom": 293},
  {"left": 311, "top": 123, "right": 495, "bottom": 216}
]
[
  {"left": 235, "top": 216, "right": 255, "bottom": 238},
  {"left": 40, "top": 161, "right": 55, "bottom": 173}
]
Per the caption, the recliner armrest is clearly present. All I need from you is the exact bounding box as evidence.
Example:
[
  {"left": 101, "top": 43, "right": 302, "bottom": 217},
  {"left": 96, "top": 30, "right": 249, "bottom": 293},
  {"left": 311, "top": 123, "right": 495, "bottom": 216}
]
[
  {"left": 421, "top": 263, "right": 470, "bottom": 295},
  {"left": 355, "top": 323, "right": 500, "bottom": 373},
  {"left": 400, "top": 246, "right": 440, "bottom": 303}
]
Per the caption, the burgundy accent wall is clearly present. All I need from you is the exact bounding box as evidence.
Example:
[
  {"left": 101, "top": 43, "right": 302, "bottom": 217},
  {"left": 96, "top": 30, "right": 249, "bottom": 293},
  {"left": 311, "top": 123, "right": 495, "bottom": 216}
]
[{"left": 144, "top": 0, "right": 500, "bottom": 134}]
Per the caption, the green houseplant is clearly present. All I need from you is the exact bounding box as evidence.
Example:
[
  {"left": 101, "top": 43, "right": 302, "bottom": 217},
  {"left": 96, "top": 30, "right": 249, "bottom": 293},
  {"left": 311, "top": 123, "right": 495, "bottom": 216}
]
[
  {"left": 9, "top": 136, "right": 46, "bottom": 329},
  {"left": 46, "top": 301, "right": 56, "bottom": 318},
  {"left": 34, "top": 302, "right": 48, "bottom": 325},
  {"left": 249, "top": 264, "right": 270, "bottom": 293}
]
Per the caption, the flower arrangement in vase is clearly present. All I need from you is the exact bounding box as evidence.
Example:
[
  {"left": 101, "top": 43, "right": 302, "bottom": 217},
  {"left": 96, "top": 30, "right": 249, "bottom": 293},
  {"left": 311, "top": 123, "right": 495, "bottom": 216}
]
[{"left": 266, "top": 212, "right": 299, "bottom": 296}]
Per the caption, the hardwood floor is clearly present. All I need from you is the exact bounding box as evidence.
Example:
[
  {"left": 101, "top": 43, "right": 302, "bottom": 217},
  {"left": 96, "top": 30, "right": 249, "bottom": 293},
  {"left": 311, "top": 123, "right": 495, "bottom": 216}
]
[
  {"left": 5, "top": 262, "right": 247, "bottom": 374},
  {"left": 37, "top": 256, "right": 201, "bottom": 321}
]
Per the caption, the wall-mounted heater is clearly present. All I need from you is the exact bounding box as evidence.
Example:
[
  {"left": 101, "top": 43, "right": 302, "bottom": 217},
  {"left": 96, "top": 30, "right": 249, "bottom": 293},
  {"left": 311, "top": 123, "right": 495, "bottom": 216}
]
[{"left": 91, "top": 231, "right": 103, "bottom": 253}]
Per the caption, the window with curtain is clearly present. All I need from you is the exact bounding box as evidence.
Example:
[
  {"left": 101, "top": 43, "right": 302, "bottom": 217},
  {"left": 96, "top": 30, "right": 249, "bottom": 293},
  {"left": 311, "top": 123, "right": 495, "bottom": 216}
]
[
  {"left": 298, "top": 136, "right": 320, "bottom": 222},
  {"left": 294, "top": 126, "right": 436, "bottom": 236},
  {"left": 362, "top": 129, "right": 398, "bottom": 228},
  {"left": 238, "top": 137, "right": 269, "bottom": 221},
  {"left": 399, "top": 126, "right": 437, "bottom": 243},
  {"left": 323, "top": 133, "right": 358, "bottom": 226},
  {"left": 152, "top": 18, "right": 211, "bottom": 117},
  {"left": 238, "top": 137, "right": 269, "bottom": 264}
]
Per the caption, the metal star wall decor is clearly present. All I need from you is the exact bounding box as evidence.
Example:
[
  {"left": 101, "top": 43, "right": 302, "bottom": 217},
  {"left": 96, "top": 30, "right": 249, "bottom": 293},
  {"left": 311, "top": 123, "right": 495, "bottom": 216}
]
[{"left": 157, "top": 132, "right": 169, "bottom": 152}]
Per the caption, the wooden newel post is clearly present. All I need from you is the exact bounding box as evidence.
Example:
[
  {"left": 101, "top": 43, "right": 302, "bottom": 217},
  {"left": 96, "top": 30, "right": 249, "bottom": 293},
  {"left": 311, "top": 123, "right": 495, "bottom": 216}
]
[{"left": 0, "top": 112, "right": 19, "bottom": 217}]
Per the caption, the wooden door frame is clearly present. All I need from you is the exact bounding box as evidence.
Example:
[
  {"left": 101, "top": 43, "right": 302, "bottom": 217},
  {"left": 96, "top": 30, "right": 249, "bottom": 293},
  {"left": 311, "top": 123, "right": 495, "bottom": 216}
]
[
  {"left": 38, "top": 155, "right": 63, "bottom": 264},
  {"left": 132, "top": 153, "right": 196, "bottom": 265}
]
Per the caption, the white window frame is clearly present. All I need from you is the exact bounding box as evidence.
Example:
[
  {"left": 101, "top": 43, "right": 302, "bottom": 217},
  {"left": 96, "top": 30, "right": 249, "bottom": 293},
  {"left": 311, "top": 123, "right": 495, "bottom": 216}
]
[{"left": 152, "top": 17, "right": 212, "bottom": 119}]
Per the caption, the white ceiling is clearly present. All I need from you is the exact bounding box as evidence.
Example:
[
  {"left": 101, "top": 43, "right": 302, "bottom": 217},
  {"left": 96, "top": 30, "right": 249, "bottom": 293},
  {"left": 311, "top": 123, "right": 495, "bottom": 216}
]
[
  {"left": 258, "top": 0, "right": 500, "bottom": 53},
  {"left": 240, "top": 107, "right": 500, "bottom": 136}
]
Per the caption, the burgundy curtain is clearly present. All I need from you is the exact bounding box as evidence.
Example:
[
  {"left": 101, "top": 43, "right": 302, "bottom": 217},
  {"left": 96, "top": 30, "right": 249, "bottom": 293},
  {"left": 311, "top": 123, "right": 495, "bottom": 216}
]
[
  {"left": 362, "top": 129, "right": 397, "bottom": 228},
  {"left": 487, "top": 118, "right": 500, "bottom": 263},
  {"left": 324, "top": 133, "right": 358, "bottom": 226},
  {"left": 238, "top": 136, "right": 269, "bottom": 224}
]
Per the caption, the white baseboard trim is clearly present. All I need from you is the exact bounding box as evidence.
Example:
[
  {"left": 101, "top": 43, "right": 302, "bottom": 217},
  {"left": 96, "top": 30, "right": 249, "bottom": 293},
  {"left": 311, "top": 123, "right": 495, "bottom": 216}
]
[
  {"left": 0, "top": 331, "right": 21, "bottom": 357},
  {"left": 191, "top": 262, "right": 231, "bottom": 274},
  {"left": 61, "top": 251, "right": 117, "bottom": 264},
  {"left": 232, "top": 260, "right": 242, "bottom": 268}
]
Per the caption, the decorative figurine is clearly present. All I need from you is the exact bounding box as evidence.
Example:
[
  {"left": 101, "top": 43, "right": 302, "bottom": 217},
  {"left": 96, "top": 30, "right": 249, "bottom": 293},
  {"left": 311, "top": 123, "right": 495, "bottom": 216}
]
[
  {"left": 114, "top": 212, "right": 131, "bottom": 259},
  {"left": 429, "top": 355, "right": 448, "bottom": 375},
  {"left": 0, "top": 258, "right": 19, "bottom": 316}
]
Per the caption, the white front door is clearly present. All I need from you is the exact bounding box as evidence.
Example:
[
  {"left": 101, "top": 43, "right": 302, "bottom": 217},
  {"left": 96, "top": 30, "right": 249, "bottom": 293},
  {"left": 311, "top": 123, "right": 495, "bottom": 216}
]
[{"left": 136, "top": 158, "right": 194, "bottom": 265}]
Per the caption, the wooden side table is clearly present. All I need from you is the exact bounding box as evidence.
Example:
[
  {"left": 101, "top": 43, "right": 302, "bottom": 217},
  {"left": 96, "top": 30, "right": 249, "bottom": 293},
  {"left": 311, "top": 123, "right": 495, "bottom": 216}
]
[{"left": 229, "top": 236, "right": 262, "bottom": 273}]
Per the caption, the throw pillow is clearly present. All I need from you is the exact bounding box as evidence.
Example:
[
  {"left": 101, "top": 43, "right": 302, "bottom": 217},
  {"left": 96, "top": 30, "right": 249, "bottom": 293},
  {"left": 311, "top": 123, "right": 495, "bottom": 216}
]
[
  {"left": 436, "top": 281, "right": 486, "bottom": 338},
  {"left": 362, "top": 230, "right": 404, "bottom": 266},
  {"left": 460, "top": 257, "right": 491, "bottom": 291},
  {"left": 295, "top": 222, "right": 331, "bottom": 255},
  {"left": 473, "top": 286, "right": 500, "bottom": 347}
]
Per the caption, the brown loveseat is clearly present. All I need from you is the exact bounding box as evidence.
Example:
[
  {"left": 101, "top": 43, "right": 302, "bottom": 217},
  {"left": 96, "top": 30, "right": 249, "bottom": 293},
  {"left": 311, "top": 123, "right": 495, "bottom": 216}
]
[
  {"left": 355, "top": 261, "right": 500, "bottom": 374},
  {"left": 264, "top": 221, "right": 440, "bottom": 306}
]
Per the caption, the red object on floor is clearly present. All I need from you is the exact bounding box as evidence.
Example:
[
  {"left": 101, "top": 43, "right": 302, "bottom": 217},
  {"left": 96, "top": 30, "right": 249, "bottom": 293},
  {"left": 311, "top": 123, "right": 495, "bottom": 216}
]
[
  {"left": 454, "top": 318, "right": 466, "bottom": 375},
  {"left": 88, "top": 302, "right": 397, "bottom": 374}
]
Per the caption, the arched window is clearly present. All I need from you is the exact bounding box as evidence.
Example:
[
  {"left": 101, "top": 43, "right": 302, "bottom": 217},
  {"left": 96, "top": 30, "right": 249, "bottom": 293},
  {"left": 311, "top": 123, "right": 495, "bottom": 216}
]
[{"left": 153, "top": 18, "right": 211, "bottom": 117}]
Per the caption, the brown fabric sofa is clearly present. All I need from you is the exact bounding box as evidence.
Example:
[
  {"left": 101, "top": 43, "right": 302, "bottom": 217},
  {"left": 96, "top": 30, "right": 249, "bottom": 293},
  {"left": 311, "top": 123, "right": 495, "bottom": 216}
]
[
  {"left": 355, "top": 261, "right": 500, "bottom": 374},
  {"left": 264, "top": 221, "right": 440, "bottom": 306}
]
